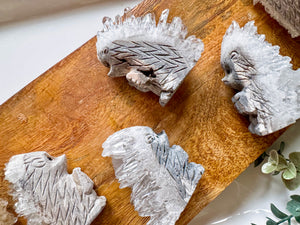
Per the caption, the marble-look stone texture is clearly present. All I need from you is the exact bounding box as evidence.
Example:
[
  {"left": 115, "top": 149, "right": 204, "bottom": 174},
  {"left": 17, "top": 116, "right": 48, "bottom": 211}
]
[
  {"left": 254, "top": 0, "right": 300, "bottom": 38},
  {"left": 97, "top": 9, "right": 204, "bottom": 106},
  {"left": 5, "top": 151, "right": 106, "bottom": 225},
  {"left": 102, "top": 126, "right": 204, "bottom": 225},
  {"left": 221, "top": 21, "right": 300, "bottom": 136}
]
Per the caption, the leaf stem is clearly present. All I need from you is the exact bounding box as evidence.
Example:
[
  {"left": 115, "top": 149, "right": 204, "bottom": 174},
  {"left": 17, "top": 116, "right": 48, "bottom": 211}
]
[{"left": 276, "top": 215, "right": 293, "bottom": 224}]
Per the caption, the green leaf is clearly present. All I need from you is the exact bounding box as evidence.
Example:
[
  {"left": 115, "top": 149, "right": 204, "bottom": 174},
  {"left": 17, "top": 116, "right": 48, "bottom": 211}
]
[
  {"left": 295, "top": 215, "right": 300, "bottom": 223},
  {"left": 262, "top": 162, "right": 277, "bottom": 174},
  {"left": 278, "top": 142, "right": 285, "bottom": 155},
  {"left": 289, "top": 152, "right": 300, "bottom": 170},
  {"left": 266, "top": 218, "right": 277, "bottom": 225},
  {"left": 271, "top": 203, "right": 288, "bottom": 219},
  {"left": 291, "top": 195, "right": 300, "bottom": 203},
  {"left": 283, "top": 172, "right": 300, "bottom": 190},
  {"left": 283, "top": 162, "right": 297, "bottom": 180},
  {"left": 287, "top": 199, "right": 300, "bottom": 217},
  {"left": 269, "top": 150, "right": 279, "bottom": 164},
  {"left": 276, "top": 155, "right": 288, "bottom": 171}
]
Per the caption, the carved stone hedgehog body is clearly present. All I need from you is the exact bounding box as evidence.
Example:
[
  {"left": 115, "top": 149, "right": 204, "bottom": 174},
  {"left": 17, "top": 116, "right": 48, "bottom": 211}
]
[
  {"left": 221, "top": 21, "right": 300, "bottom": 135},
  {"left": 97, "top": 9, "right": 204, "bottom": 106},
  {"left": 102, "top": 126, "right": 204, "bottom": 225},
  {"left": 5, "top": 151, "right": 106, "bottom": 225}
]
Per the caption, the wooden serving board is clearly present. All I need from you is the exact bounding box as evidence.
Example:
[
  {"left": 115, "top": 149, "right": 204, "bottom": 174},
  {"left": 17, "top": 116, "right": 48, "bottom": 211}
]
[{"left": 0, "top": 0, "right": 299, "bottom": 224}]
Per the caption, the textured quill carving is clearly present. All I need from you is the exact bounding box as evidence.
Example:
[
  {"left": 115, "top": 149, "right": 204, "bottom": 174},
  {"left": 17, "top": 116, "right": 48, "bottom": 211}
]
[
  {"left": 102, "top": 126, "right": 204, "bottom": 225},
  {"left": 221, "top": 21, "right": 300, "bottom": 136},
  {"left": 5, "top": 152, "right": 106, "bottom": 225},
  {"left": 97, "top": 9, "right": 204, "bottom": 106},
  {"left": 254, "top": 0, "right": 300, "bottom": 38}
]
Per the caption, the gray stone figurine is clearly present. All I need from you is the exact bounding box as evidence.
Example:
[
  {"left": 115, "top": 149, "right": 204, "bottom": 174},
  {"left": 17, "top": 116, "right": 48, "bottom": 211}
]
[
  {"left": 5, "top": 151, "right": 106, "bottom": 225},
  {"left": 221, "top": 21, "right": 300, "bottom": 136},
  {"left": 96, "top": 9, "right": 204, "bottom": 106},
  {"left": 102, "top": 126, "right": 204, "bottom": 225}
]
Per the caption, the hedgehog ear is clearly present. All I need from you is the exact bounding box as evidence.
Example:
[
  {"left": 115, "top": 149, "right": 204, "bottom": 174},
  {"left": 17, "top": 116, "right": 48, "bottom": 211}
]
[
  {"left": 226, "top": 21, "right": 240, "bottom": 35},
  {"left": 243, "top": 21, "right": 257, "bottom": 35}
]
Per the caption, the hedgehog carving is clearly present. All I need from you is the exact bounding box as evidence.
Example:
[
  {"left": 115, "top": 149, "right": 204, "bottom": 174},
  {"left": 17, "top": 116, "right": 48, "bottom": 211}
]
[
  {"left": 5, "top": 152, "right": 106, "bottom": 225},
  {"left": 221, "top": 21, "right": 300, "bottom": 136},
  {"left": 96, "top": 9, "right": 204, "bottom": 106},
  {"left": 102, "top": 126, "right": 204, "bottom": 225}
]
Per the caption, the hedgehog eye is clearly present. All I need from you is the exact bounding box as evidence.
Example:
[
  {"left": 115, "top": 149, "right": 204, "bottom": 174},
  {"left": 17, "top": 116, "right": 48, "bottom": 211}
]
[
  {"left": 225, "top": 64, "right": 231, "bottom": 74},
  {"left": 45, "top": 154, "right": 53, "bottom": 161},
  {"left": 103, "top": 48, "right": 109, "bottom": 54},
  {"left": 230, "top": 51, "right": 238, "bottom": 60},
  {"left": 145, "top": 134, "right": 155, "bottom": 144}
]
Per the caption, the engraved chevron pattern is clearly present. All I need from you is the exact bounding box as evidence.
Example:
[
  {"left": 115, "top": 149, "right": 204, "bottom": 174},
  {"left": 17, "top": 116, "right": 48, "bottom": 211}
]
[
  {"left": 109, "top": 40, "right": 188, "bottom": 89},
  {"left": 255, "top": 0, "right": 300, "bottom": 37},
  {"left": 97, "top": 9, "right": 204, "bottom": 106},
  {"left": 5, "top": 152, "right": 106, "bottom": 225},
  {"left": 150, "top": 142, "right": 203, "bottom": 201}
]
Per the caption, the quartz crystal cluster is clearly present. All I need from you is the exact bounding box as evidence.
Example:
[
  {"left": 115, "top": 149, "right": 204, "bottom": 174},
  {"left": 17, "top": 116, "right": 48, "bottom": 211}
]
[
  {"left": 5, "top": 152, "right": 106, "bottom": 225},
  {"left": 221, "top": 21, "right": 300, "bottom": 136},
  {"left": 97, "top": 9, "right": 204, "bottom": 106},
  {"left": 102, "top": 126, "right": 204, "bottom": 225}
]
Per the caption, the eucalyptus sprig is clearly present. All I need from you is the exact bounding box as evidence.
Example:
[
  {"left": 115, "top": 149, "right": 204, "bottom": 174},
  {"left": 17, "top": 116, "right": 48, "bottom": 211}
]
[
  {"left": 255, "top": 142, "right": 300, "bottom": 190},
  {"left": 251, "top": 195, "right": 300, "bottom": 225}
]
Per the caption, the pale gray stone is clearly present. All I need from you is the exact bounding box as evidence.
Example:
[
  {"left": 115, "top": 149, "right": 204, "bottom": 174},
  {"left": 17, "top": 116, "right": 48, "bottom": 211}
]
[
  {"left": 221, "top": 21, "right": 300, "bottom": 136},
  {"left": 254, "top": 0, "right": 300, "bottom": 38},
  {"left": 102, "top": 126, "right": 204, "bottom": 225},
  {"left": 96, "top": 9, "right": 204, "bottom": 106},
  {"left": 5, "top": 152, "right": 106, "bottom": 225}
]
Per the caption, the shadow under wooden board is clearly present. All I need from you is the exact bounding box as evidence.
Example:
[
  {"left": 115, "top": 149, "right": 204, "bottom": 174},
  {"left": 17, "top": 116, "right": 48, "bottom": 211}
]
[{"left": 0, "top": 0, "right": 299, "bottom": 224}]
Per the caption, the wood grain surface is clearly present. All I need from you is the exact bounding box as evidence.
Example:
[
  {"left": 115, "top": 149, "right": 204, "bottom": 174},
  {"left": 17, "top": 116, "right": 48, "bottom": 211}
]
[{"left": 1, "top": 0, "right": 299, "bottom": 224}]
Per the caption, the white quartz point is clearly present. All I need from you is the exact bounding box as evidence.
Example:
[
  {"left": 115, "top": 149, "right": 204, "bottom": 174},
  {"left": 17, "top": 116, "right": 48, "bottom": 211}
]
[
  {"left": 102, "top": 126, "right": 204, "bottom": 225},
  {"left": 97, "top": 9, "right": 204, "bottom": 106},
  {"left": 221, "top": 21, "right": 300, "bottom": 136},
  {"left": 5, "top": 151, "right": 106, "bottom": 225}
]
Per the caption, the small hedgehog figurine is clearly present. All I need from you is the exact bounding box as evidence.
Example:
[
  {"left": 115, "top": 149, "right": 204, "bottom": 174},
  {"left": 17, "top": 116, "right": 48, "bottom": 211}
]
[
  {"left": 221, "top": 21, "right": 300, "bottom": 136},
  {"left": 5, "top": 151, "right": 106, "bottom": 225},
  {"left": 97, "top": 9, "right": 204, "bottom": 106},
  {"left": 102, "top": 126, "right": 204, "bottom": 225}
]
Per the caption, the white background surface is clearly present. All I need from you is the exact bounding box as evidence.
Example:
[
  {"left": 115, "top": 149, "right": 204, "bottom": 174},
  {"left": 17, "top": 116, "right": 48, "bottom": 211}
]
[
  {"left": 0, "top": 0, "right": 112, "bottom": 23},
  {"left": 0, "top": 1, "right": 299, "bottom": 224}
]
